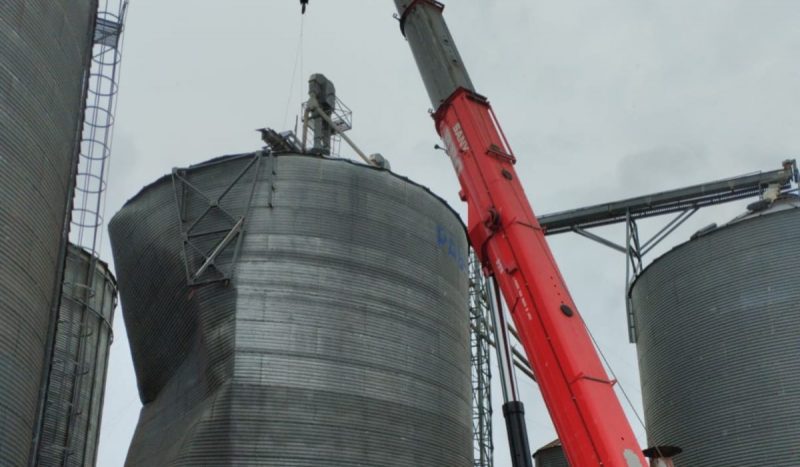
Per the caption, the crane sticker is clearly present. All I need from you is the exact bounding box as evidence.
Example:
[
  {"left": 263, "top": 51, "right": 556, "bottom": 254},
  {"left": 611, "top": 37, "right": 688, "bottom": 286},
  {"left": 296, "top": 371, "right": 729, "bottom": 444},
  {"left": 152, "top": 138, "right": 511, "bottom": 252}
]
[
  {"left": 441, "top": 126, "right": 464, "bottom": 174},
  {"left": 436, "top": 225, "right": 467, "bottom": 273},
  {"left": 452, "top": 122, "right": 470, "bottom": 152}
]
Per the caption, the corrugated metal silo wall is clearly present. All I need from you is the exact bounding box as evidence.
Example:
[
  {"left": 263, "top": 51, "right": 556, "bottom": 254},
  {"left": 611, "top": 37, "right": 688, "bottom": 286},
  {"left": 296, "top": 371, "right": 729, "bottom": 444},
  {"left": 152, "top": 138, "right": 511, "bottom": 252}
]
[
  {"left": 109, "top": 153, "right": 473, "bottom": 466},
  {"left": 37, "top": 245, "right": 116, "bottom": 467},
  {"left": 632, "top": 205, "right": 800, "bottom": 466},
  {"left": 534, "top": 443, "right": 568, "bottom": 467},
  {"left": 0, "top": 1, "right": 98, "bottom": 464}
]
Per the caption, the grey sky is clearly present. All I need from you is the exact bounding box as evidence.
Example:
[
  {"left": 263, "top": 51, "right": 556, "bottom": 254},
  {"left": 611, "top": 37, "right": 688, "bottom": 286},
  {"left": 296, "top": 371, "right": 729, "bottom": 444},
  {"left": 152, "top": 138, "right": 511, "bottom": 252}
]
[{"left": 97, "top": 1, "right": 800, "bottom": 465}]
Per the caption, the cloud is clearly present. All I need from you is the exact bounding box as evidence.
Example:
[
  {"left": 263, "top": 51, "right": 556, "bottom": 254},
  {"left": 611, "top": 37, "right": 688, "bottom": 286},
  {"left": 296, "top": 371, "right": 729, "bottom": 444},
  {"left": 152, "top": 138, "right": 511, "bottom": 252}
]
[{"left": 95, "top": 1, "right": 800, "bottom": 465}]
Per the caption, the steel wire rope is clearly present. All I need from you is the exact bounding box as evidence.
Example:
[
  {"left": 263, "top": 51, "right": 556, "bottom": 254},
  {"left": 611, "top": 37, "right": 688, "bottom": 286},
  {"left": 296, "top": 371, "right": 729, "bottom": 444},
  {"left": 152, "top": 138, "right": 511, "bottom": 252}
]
[
  {"left": 580, "top": 316, "right": 666, "bottom": 459},
  {"left": 283, "top": 13, "right": 305, "bottom": 130}
]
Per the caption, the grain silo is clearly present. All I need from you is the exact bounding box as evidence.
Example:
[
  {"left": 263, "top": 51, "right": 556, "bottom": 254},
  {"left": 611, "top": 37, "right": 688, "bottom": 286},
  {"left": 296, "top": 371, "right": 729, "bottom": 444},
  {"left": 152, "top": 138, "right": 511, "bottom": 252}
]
[
  {"left": 631, "top": 196, "right": 800, "bottom": 466},
  {"left": 109, "top": 152, "right": 473, "bottom": 466},
  {"left": 533, "top": 440, "right": 568, "bottom": 467},
  {"left": 0, "top": 1, "right": 98, "bottom": 464},
  {"left": 36, "top": 245, "right": 117, "bottom": 467}
]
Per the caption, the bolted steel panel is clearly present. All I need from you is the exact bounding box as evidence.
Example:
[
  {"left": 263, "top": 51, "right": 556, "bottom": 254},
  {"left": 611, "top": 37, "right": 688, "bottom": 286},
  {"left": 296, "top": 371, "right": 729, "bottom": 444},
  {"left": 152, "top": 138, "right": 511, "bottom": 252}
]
[
  {"left": 632, "top": 200, "right": 800, "bottom": 466},
  {"left": 37, "top": 245, "right": 116, "bottom": 467},
  {"left": 109, "top": 153, "right": 473, "bottom": 466},
  {"left": 0, "top": 1, "right": 97, "bottom": 464}
]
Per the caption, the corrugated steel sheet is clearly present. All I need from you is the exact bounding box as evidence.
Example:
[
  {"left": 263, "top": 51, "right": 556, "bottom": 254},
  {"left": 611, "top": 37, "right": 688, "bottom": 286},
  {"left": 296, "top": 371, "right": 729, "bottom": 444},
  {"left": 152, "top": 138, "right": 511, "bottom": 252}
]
[
  {"left": 37, "top": 245, "right": 116, "bottom": 467},
  {"left": 109, "top": 153, "right": 473, "bottom": 466},
  {"left": 533, "top": 440, "right": 568, "bottom": 467},
  {"left": 632, "top": 200, "right": 800, "bottom": 466},
  {"left": 0, "top": 1, "right": 97, "bottom": 464}
]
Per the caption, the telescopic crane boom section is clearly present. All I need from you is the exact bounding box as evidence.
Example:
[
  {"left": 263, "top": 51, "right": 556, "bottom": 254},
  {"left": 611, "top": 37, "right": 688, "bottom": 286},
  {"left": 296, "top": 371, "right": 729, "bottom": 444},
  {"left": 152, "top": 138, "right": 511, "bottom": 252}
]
[{"left": 394, "top": 1, "right": 648, "bottom": 466}]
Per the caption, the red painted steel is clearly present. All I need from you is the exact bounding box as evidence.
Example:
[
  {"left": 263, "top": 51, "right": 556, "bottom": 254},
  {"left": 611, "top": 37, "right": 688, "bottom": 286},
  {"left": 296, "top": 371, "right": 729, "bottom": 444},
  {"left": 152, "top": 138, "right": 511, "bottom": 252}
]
[{"left": 434, "top": 89, "right": 647, "bottom": 467}]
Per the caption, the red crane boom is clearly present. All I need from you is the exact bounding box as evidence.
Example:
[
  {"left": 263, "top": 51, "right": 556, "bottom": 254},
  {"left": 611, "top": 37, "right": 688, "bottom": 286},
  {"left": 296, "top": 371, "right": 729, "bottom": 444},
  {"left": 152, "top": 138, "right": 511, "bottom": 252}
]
[{"left": 394, "top": 2, "right": 648, "bottom": 466}]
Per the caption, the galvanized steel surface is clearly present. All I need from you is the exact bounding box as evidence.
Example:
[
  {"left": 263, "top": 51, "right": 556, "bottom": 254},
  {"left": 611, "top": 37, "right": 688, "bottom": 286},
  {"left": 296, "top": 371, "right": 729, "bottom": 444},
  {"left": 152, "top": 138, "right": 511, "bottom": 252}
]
[
  {"left": 37, "top": 245, "right": 116, "bottom": 467},
  {"left": 109, "top": 153, "right": 472, "bottom": 466},
  {"left": 0, "top": 1, "right": 97, "bottom": 464},
  {"left": 393, "top": 0, "right": 475, "bottom": 108},
  {"left": 533, "top": 440, "right": 568, "bottom": 467},
  {"left": 631, "top": 202, "right": 800, "bottom": 466}
]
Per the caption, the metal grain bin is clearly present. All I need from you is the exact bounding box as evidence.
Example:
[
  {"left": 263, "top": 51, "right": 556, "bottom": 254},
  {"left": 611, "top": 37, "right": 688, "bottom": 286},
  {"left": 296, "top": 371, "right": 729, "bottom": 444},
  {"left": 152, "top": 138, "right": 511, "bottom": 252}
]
[
  {"left": 37, "top": 245, "right": 116, "bottom": 467},
  {"left": 0, "top": 1, "right": 97, "bottom": 464},
  {"left": 534, "top": 440, "right": 568, "bottom": 467},
  {"left": 109, "top": 152, "right": 472, "bottom": 466},
  {"left": 631, "top": 198, "right": 800, "bottom": 466}
]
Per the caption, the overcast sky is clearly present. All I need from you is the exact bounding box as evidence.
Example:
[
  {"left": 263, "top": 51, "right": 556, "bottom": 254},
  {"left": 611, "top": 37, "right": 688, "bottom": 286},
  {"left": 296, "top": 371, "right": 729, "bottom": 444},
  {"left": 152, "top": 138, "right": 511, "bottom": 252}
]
[{"left": 96, "top": 1, "right": 800, "bottom": 465}]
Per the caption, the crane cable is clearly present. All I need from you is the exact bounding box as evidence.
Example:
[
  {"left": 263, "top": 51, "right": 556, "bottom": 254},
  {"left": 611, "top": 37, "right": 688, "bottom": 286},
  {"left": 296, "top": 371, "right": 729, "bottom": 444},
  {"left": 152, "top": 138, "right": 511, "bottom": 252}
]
[
  {"left": 580, "top": 317, "right": 666, "bottom": 459},
  {"left": 282, "top": 12, "right": 305, "bottom": 130}
]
